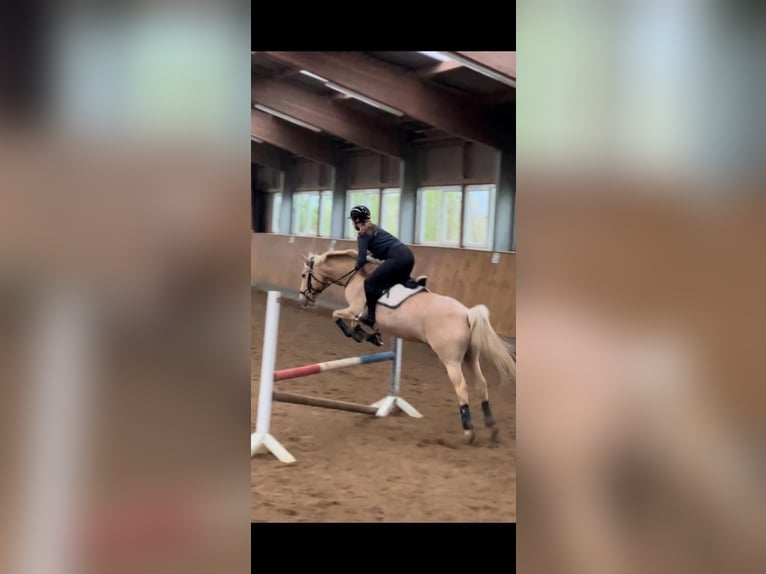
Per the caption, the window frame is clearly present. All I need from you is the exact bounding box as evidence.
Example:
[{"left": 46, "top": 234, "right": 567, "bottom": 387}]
[
  {"left": 461, "top": 184, "right": 497, "bottom": 250},
  {"left": 290, "top": 190, "right": 334, "bottom": 237},
  {"left": 416, "top": 183, "right": 497, "bottom": 250},
  {"left": 270, "top": 191, "right": 282, "bottom": 233},
  {"left": 416, "top": 185, "right": 463, "bottom": 247}
]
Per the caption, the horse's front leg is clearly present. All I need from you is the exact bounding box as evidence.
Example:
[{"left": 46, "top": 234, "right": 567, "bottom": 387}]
[
  {"left": 332, "top": 307, "right": 357, "bottom": 321},
  {"left": 333, "top": 308, "right": 356, "bottom": 339},
  {"left": 333, "top": 307, "right": 381, "bottom": 346}
]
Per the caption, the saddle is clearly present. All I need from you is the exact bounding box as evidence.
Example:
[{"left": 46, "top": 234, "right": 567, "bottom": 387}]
[{"left": 377, "top": 276, "right": 428, "bottom": 310}]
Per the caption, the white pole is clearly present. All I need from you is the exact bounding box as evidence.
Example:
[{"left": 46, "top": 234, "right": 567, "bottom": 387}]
[
  {"left": 391, "top": 337, "right": 403, "bottom": 396},
  {"left": 372, "top": 336, "right": 422, "bottom": 419},
  {"left": 251, "top": 291, "right": 295, "bottom": 462},
  {"left": 15, "top": 289, "right": 92, "bottom": 574},
  {"left": 255, "top": 291, "right": 280, "bottom": 435}
]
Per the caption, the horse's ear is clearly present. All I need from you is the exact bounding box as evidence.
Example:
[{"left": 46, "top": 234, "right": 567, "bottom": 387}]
[{"left": 300, "top": 252, "right": 309, "bottom": 264}]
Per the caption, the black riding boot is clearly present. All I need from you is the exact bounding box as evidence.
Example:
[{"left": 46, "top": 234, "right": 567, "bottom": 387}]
[
  {"left": 360, "top": 299, "right": 376, "bottom": 326},
  {"left": 361, "top": 282, "right": 379, "bottom": 326}
]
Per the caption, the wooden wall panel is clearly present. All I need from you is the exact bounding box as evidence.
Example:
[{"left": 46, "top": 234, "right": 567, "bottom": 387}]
[
  {"left": 466, "top": 142, "right": 497, "bottom": 181},
  {"left": 255, "top": 165, "right": 281, "bottom": 190},
  {"left": 419, "top": 143, "right": 463, "bottom": 184},
  {"left": 252, "top": 233, "right": 515, "bottom": 337},
  {"left": 382, "top": 155, "right": 400, "bottom": 187},
  {"left": 276, "top": 140, "right": 496, "bottom": 192},
  {"left": 319, "top": 164, "right": 332, "bottom": 188},
  {"left": 269, "top": 167, "right": 281, "bottom": 190},
  {"left": 297, "top": 160, "right": 320, "bottom": 189},
  {"left": 348, "top": 152, "right": 381, "bottom": 188}
]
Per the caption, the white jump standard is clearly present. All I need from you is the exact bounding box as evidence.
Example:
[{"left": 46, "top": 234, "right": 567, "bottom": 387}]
[{"left": 251, "top": 290, "right": 422, "bottom": 464}]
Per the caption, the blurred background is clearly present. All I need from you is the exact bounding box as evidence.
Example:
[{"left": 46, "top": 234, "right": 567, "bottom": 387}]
[
  {"left": 2, "top": 0, "right": 765, "bottom": 571},
  {"left": 517, "top": 1, "right": 766, "bottom": 573},
  {"left": 0, "top": 1, "right": 251, "bottom": 573}
]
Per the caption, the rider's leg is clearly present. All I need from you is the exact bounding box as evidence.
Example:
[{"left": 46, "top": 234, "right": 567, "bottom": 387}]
[
  {"left": 360, "top": 258, "right": 399, "bottom": 325},
  {"left": 361, "top": 247, "right": 415, "bottom": 326},
  {"left": 361, "top": 278, "right": 381, "bottom": 326}
]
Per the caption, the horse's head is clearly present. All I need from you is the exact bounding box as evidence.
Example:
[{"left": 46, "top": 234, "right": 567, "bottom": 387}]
[
  {"left": 298, "top": 253, "right": 324, "bottom": 308},
  {"left": 298, "top": 250, "right": 358, "bottom": 308}
]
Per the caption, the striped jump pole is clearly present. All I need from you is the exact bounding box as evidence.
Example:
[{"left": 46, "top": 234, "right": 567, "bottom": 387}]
[
  {"left": 274, "top": 350, "right": 396, "bottom": 381},
  {"left": 251, "top": 290, "right": 422, "bottom": 463}
]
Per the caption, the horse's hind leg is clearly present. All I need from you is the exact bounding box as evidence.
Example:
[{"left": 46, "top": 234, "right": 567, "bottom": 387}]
[
  {"left": 444, "top": 362, "right": 475, "bottom": 444},
  {"left": 463, "top": 349, "right": 499, "bottom": 442}
]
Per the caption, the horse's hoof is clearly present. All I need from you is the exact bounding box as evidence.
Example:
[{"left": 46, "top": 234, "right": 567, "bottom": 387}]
[
  {"left": 489, "top": 427, "right": 500, "bottom": 443},
  {"left": 352, "top": 329, "right": 366, "bottom": 343},
  {"left": 464, "top": 429, "right": 475, "bottom": 444},
  {"left": 368, "top": 332, "right": 384, "bottom": 346}
]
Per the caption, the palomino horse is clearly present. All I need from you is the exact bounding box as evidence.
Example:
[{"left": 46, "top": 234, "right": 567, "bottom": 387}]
[{"left": 298, "top": 249, "right": 515, "bottom": 443}]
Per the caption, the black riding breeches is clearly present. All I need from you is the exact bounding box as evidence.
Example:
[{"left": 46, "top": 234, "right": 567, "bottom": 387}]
[{"left": 363, "top": 245, "right": 414, "bottom": 319}]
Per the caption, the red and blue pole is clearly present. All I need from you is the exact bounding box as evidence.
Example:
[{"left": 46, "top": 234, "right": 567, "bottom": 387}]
[{"left": 274, "top": 351, "right": 396, "bottom": 382}]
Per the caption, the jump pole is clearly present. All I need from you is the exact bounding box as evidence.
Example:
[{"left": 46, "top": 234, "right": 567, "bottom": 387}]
[
  {"left": 270, "top": 336, "right": 423, "bottom": 418},
  {"left": 271, "top": 391, "right": 379, "bottom": 415},
  {"left": 250, "top": 290, "right": 422, "bottom": 463}
]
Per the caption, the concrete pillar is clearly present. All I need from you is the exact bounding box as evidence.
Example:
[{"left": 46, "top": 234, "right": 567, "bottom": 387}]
[
  {"left": 279, "top": 160, "right": 296, "bottom": 234},
  {"left": 398, "top": 143, "right": 418, "bottom": 244},
  {"left": 493, "top": 147, "right": 515, "bottom": 252},
  {"left": 330, "top": 157, "right": 349, "bottom": 238}
]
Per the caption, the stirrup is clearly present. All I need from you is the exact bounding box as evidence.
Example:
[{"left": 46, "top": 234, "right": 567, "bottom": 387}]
[{"left": 416, "top": 275, "right": 428, "bottom": 287}]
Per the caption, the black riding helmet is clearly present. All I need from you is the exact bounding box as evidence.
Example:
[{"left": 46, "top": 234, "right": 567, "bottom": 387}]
[{"left": 349, "top": 205, "right": 371, "bottom": 222}]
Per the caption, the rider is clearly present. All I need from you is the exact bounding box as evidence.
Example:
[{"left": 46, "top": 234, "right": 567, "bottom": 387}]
[{"left": 349, "top": 205, "right": 424, "bottom": 328}]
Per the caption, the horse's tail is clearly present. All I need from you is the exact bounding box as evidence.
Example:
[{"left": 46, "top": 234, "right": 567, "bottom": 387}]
[{"left": 467, "top": 305, "right": 516, "bottom": 384}]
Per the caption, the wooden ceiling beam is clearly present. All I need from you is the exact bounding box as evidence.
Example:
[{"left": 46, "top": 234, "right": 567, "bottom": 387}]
[
  {"left": 446, "top": 51, "right": 516, "bottom": 85},
  {"left": 251, "top": 140, "right": 288, "bottom": 171},
  {"left": 251, "top": 109, "right": 336, "bottom": 166},
  {"left": 251, "top": 76, "right": 403, "bottom": 158},
  {"left": 262, "top": 51, "right": 500, "bottom": 148}
]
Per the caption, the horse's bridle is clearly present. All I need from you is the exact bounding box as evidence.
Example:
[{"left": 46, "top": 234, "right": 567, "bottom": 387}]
[{"left": 300, "top": 257, "right": 358, "bottom": 303}]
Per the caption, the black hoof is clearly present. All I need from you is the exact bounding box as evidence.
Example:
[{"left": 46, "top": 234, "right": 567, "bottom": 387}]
[
  {"left": 368, "top": 332, "right": 384, "bottom": 346},
  {"left": 352, "top": 328, "right": 367, "bottom": 343},
  {"left": 335, "top": 318, "right": 353, "bottom": 338}
]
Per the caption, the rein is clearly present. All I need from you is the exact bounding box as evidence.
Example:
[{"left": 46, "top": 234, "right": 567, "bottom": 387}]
[{"left": 301, "top": 257, "right": 358, "bottom": 303}]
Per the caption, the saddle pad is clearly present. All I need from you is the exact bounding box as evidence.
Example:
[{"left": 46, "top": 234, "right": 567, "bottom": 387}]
[{"left": 377, "top": 284, "right": 427, "bottom": 309}]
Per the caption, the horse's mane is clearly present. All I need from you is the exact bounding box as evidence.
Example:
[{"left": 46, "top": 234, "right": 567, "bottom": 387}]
[{"left": 310, "top": 249, "right": 379, "bottom": 265}]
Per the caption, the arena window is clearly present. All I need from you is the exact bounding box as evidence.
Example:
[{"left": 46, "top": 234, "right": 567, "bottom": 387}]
[
  {"left": 344, "top": 188, "right": 400, "bottom": 238},
  {"left": 416, "top": 184, "right": 496, "bottom": 249},
  {"left": 319, "top": 190, "right": 333, "bottom": 236},
  {"left": 462, "top": 184, "right": 496, "bottom": 249},
  {"left": 270, "top": 192, "right": 282, "bottom": 233},
  {"left": 380, "top": 188, "right": 400, "bottom": 236},
  {"left": 291, "top": 190, "right": 333, "bottom": 236},
  {"left": 417, "top": 186, "right": 462, "bottom": 246},
  {"left": 344, "top": 189, "right": 381, "bottom": 238}
]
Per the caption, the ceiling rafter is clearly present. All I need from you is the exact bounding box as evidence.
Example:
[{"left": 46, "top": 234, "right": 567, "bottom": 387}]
[
  {"left": 261, "top": 51, "right": 500, "bottom": 148},
  {"left": 251, "top": 109, "right": 336, "bottom": 166},
  {"left": 251, "top": 76, "right": 403, "bottom": 158}
]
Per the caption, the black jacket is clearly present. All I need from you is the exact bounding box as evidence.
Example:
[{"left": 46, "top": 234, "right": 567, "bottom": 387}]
[{"left": 356, "top": 227, "right": 404, "bottom": 269}]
